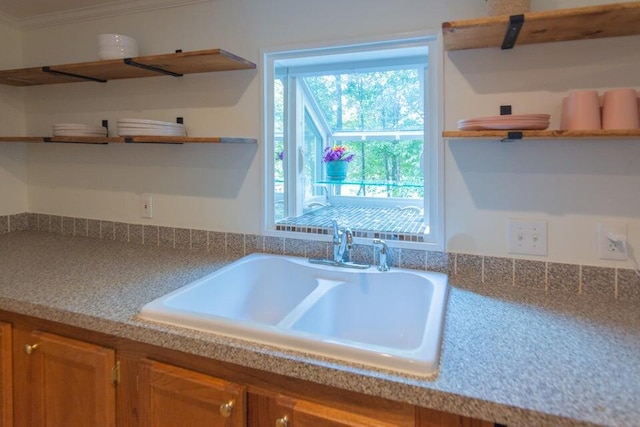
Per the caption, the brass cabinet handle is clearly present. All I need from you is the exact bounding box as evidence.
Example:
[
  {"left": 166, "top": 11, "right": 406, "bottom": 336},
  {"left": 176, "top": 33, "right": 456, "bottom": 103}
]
[
  {"left": 275, "top": 416, "right": 289, "bottom": 427},
  {"left": 219, "top": 400, "right": 234, "bottom": 418},
  {"left": 24, "top": 343, "right": 40, "bottom": 355}
]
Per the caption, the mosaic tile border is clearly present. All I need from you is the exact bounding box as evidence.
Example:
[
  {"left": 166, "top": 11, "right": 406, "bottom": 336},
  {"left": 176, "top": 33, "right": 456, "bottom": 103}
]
[
  {"left": 275, "top": 224, "right": 426, "bottom": 243},
  {"left": 275, "top": 205, "right": 427, "bottom": 242},
  {"left": 2, "top": 212, "right": 639, "bottom": 302}
]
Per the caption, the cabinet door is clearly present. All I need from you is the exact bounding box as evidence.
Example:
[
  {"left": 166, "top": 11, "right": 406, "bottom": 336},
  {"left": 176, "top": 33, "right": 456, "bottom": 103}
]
[
  {"left": 20, "top": 330, "right": 116, "bottom": 427},
  {"left": 139, "top": 359, "right": 246, "bottom": 427},
  {"left": 417, "top": 408, "right": 495, "bottom": 427},
  {"left": 249, "top": 393, "right": 414, "bottom": 427},
  {"left": 0, "top": 322, "right": 12, "bottom": 427}
]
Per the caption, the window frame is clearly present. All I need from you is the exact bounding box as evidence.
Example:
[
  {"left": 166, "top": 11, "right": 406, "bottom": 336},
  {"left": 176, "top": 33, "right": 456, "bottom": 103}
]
[{"left": 261, "top": 32, "right": 444, "bottom": 250}]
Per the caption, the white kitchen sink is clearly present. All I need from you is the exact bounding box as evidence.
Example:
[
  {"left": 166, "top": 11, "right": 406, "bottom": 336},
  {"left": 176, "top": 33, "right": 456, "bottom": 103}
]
[{"left": 138, "top": 253, "right": 449, "bottom": 377}]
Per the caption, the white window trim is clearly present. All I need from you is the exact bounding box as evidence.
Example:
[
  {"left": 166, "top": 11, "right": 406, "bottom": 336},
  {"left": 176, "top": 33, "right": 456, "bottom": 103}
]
[{"left": 261, "top": 31, "right": 444, "bottom": 251}]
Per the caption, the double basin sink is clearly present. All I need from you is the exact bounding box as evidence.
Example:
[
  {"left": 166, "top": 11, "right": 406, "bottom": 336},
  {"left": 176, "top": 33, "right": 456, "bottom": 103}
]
[{"left": 138, "top": 253, "right": 449, "bottom": 377}]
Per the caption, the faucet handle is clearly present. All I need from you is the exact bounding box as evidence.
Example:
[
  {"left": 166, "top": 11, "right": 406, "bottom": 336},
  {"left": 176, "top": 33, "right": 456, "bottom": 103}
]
[
  {"left": 373, "top": 239, "right": 390, "bottom": 271},
  {"left": 372, "top": 239, "right": 387, "bottom": 253}
]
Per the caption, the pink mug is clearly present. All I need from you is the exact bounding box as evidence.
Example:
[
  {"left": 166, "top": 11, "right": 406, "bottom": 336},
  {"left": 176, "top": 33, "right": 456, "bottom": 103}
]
[
  {"left": 602, "top": 88, "right": 640, "bottom": 130},
  {"left": 565, "top": 90, "right": 601, "bottom": 130}
]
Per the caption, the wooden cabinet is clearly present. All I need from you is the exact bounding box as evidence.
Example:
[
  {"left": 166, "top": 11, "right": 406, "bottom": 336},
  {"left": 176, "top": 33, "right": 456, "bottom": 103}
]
[
  {"left": 13, "top": 328, "right": 117, "bottom": 427},
  {"left": 248, "top": 391, "right": 496, "bottom": 427},
  {"left": 417, "top": 408, "right": 495, "bottom": 427},
  {"left": 0, "top": 322, "right": 12, "bottom": 427},
  {"left": 138, "top": 359, "right": 246, "bottom": 427},
  {"left": 248, "top": 391, "right": 415, "bottom": 427},
  {"left": 2, "top": 316, "right": 497, "bottom": 427}
]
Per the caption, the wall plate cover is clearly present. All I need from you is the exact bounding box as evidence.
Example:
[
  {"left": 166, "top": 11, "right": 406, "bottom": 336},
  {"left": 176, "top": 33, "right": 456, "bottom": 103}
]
[
  {"left": 597, "top": 222, "right": 628, "bottom": 261},
  {"left": 508, "top": 219, "right": 548, "bottom": 256}
]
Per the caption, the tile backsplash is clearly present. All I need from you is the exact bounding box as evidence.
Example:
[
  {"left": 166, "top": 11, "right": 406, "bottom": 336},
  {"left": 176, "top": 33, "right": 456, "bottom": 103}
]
[{"left": 3, "top": 212, "right": 639, "bottom": 302}]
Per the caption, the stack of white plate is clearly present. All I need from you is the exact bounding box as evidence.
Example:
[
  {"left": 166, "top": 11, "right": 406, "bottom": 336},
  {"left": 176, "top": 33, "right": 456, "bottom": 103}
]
[
  {"left": 457, "top": 114, "right": 550, "bottom": 131},
  {"left": 116, "top": 118, "right": 187, "bottom": 137},
  {"left": 98, "top": 33, "right": 139, "bottom": 60},
  {"left": 52, "top": 123, "right": 108, "bottom": 137}
]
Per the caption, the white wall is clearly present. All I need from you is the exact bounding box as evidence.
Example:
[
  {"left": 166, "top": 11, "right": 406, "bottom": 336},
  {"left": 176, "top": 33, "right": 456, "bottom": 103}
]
[
  {"left": 0, "top": 21, "right": 27, "bottom": 215},
  {"left": 444, "top": 35, "right": 640, "bottom": 263},
  {"left": 13, "top": 0, "right": 640, "bottom": 266}
]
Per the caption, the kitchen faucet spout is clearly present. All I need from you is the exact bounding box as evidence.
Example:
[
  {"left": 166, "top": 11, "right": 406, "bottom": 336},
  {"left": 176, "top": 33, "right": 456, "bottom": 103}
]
[{"left": 332, "top": 220, "right": 352, "bottom": 263}]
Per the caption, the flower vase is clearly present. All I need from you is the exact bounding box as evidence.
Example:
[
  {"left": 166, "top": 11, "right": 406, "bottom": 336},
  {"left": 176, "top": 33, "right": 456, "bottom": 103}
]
[{"left": 326, "top": 160, "right": 348, "bottom": 181}]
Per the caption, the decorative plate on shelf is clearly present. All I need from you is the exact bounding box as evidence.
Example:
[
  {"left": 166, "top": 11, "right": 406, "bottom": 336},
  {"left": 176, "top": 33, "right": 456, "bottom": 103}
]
[{"left": 458, "top": 114, "right": 550, "bottom": 131}]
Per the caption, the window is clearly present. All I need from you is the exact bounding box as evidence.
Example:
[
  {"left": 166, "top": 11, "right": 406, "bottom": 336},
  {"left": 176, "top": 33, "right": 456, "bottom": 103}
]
[{"left": 263, "top": 34, "right": 443, "bottom": 249}]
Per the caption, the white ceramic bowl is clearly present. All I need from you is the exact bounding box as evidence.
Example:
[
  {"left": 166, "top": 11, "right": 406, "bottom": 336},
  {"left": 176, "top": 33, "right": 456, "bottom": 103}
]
[
  {"left": 99, "top": 33, "right": 137, "bottom": 46},
  {"left": 99, "top": 39, "right": 138, "bottom": 49},
  {"left": 99, "top": 46, "right": 139, "bottom": 60},
  {"left": 98, "top": 34, "right": 139, "bottom": 59}
]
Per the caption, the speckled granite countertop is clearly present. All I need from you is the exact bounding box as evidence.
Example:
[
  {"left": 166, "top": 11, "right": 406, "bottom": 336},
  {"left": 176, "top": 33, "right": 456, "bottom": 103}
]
[{"left": 1, "top": 232, "right": 639, "bottom": 427}]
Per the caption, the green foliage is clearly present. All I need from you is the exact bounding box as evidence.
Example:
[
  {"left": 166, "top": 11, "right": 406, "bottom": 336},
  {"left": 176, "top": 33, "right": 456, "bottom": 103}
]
[
  {"left": 304, "top": 69, "right": 423, "bottom": 132},
  {"left": 340, "top": 139, "right": 423, "bottom": 198},
  {"left": 304, "top": 67, "right": 424, "bottom": 198},
  {"left": 275, "top": 66, "right": 425, "bottom": 201}
]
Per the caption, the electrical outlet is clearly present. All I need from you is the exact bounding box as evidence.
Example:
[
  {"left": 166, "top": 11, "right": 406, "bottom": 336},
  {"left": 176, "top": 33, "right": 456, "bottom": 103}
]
[
  {"left": 141, "top": 194, "right": 153, "bottom": 218},
  {"left": 597, "top": 222, "right": 627, "bottom": 261},
  {"left": 508, "top": 219, "right": 548, "bottom": 256}
]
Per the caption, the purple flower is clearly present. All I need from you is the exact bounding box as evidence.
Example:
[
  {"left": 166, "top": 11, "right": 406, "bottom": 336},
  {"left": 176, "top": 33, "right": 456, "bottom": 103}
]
[
  {"left": 322, "top": 145, "right": 355, "bottom": 163},
  {"left": 276, "top": 150, "right": 284, "bottom": 161}
]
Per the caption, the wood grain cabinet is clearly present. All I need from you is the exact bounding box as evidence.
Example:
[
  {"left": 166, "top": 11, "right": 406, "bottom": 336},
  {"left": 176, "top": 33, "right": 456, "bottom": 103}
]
[
  {"left": 248, "top": 391, "right": 416, "bottom": 427},
  {"left": 248, "top": 391, "right": 496, "bottom": 427},
  {"left": 0, "top": 322, "right": 12, "bottom": 427},
  {"left": 417, "top": 408, "right": 495, "bottom": 427},
  {"left": 138, "top": 359, "right": 246, "bottom": 427},
  {"left": 12, "top": 328, "right": 117, "bottom": 427},
  {"left": 2, "top": 318, "right": 497, "bottom": 427}
]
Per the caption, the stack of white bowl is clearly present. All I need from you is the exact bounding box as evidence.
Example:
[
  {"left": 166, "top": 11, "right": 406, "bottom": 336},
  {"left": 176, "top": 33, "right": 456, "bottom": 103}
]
[
  {"left": 116, "top": 119, "right": 187, "bottom": 137},
  {"left": 52, "top": 123, "right": 108, "bottom": 137},
  {"left": 98, "top": 34, "right": 139, "bottom": 60}
]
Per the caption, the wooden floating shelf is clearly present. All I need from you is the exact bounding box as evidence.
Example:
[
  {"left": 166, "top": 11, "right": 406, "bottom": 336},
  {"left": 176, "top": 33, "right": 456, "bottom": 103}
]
[
  {"left": 0, "top": 49, "right": 256, "bottom": 86},
  {"left": 0, "top": 136, "right": 257, "bottom": 144},
  {"left": 442, "top": 2, "right": 640, "bottom": 51},
  {"left": 443, "top": 129, "right": 640, "bottom": 140}
]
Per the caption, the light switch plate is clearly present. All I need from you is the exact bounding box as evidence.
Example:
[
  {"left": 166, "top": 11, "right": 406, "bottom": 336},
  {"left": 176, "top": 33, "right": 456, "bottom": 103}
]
[
  {"left": 508, "top": 219, "right": 548, "bottom": 256},
  {"left": 141, "top": 194, "right": 153, "bottom": 218}
]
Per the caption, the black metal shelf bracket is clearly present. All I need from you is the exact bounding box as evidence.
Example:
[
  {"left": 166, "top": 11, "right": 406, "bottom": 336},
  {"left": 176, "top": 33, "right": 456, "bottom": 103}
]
[
  {"left": 501, "top": 14, "right": 525, "bottom": 49},
  {"left": 123, "top": 58, "right": 183, "bottom": 77},
  {"left": 42, "top": 66, "right": 107, "bottom": 83},
  {"left": 501, "top": 131, "right": 523, "bottom": 142},
  {"left": 500, "top": 105, "right": 512, "bottom": 116}
]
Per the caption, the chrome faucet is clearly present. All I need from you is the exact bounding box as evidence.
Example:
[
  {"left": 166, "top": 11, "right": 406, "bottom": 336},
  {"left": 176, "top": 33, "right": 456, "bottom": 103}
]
[
  {"left": 308, "top": 220, "right": 368, "bottom": 269},
  {"left": 332, "top": 220, "right": 352, "bottom": 263},
  {"left": 373, "top": 239, "right": 390, "bottom": 271}
]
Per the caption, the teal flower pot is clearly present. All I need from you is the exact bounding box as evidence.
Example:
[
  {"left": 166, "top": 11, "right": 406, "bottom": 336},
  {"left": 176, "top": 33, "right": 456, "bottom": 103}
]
[{"left": 326, "top": 160, "right": 348, "bottom": 181}]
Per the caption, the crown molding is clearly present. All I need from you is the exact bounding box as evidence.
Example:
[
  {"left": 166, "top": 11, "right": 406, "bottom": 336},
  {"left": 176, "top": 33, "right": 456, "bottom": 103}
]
[
  {"left": 0, "top": 10, "right": 19, "bottom": 28},
  {"left": 15, "top": 0, "right": 213, "bottom": 30}
]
